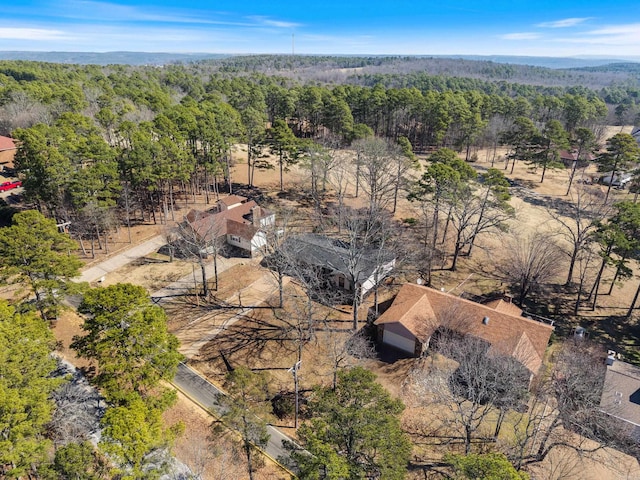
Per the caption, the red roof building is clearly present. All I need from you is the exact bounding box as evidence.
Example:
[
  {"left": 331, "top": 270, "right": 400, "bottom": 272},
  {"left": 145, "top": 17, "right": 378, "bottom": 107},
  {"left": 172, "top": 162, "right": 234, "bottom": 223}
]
[
  {"left": 183, "top": 195, "right": 275, "bottom": 256},
  {"left": 0, "top": 136, "right": 17, "bottom": 170},
  {"left": 374, "top": 284, "right": 554, "bottom": 375}
]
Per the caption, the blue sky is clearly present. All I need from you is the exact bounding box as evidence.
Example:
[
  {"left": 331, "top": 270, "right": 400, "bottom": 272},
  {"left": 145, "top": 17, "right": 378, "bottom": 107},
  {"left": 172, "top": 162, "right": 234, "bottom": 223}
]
[{"left": 2, "top": 0, "right": 640, "bottom": 57}]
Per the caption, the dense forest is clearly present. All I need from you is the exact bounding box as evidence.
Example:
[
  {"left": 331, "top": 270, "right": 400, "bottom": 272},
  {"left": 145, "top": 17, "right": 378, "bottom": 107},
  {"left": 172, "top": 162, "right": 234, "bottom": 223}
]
[
  {"left": 2, "top": 54, "right": 640, "bottom": 479},
  {"left": 2, "top": 55, "right": 638, "bottom": 240}
]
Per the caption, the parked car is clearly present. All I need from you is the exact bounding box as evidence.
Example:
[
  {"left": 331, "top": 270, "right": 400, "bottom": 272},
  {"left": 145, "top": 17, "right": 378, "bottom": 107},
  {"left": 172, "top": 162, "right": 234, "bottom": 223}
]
[
  {"left": 599, "top": 172, "right": 632, "bottom": 189},
  {"left": 0, "top": 180, "right": 21, "bottom": 192}
]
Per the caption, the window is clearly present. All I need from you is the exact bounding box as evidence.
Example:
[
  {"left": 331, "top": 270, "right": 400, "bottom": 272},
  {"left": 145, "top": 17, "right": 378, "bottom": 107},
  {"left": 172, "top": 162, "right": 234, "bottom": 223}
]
[{"left": 230, "top": 235, "right": 241, "bottom": 243}]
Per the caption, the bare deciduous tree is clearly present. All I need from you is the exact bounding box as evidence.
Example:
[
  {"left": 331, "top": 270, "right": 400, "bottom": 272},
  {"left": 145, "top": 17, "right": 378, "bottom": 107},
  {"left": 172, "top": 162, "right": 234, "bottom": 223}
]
[
  {"left": 49, "top": 363, "right": 103, "bottom": 447},
  {"left": 354, "top": 137, "right": 400, "bottom": 214},
  {"left": 407, "top": 334, "right": 530, "bottom": 455},
  {"left": 506, "top": 341, "right": 637, "bottom": 470},
  {"left": 549, "top": 184, "right": 610, "bottom": 286},
  {"left": 321, "top": 329, "right": 376, "bottom": 390},
  {"left": 170, "top": 210, "right": 226, "bottom": 297},
  {"left": 495, "top": 233, "right": 565, "bottom": 305}
]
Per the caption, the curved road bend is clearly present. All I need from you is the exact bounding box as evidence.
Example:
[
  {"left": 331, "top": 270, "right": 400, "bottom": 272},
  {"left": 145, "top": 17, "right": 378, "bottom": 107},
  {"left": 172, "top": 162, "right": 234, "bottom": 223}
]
[{"left": 173, "top": 363, "right": 302, "bottom": 474}]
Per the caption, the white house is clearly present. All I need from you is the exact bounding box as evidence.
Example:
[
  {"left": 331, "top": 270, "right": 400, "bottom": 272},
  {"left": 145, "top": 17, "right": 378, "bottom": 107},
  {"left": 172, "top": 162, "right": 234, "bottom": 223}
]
[{"left": 184, "top": 195, "right": 275, "bottom": 257}]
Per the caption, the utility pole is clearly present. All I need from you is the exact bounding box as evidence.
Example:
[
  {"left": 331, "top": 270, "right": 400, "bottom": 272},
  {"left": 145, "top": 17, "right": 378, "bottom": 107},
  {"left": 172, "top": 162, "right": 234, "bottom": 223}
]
[{"left": 288, "top": 360, "right": 301, "bottom": 428}]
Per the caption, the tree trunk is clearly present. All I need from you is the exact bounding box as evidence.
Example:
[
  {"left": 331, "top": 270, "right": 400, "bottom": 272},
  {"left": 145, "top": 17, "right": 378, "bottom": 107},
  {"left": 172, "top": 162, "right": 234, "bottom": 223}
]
[
  {"left": 574, "top": 282, "right": 583, "bottom": 315},
  {"left": 243, "top": 417, "right": 255, "bottom": 480},
  {"left": 247, "top": 142, "right": 252, "bottom": 186},
  {"left": 494, "top": 409, "right": 506, "bottom": 438},
  {"left": 124, "top": 182, "right": 132, "bottom": 243},
  {"left": 227, "top": 149, "right": 233, "bottom": 194},
  {"left": 213, "top": 254, "right": 219, "bottom": 292},
  {"left": 204, "top": 168, "right": 210, "bottom": 205},
  {"left": 466, "top": 189, "right": 489, "bottom": 257},
  {"left": 355, "top": 156, "right": 360, "bottom": 198},
  {"left": 565, "top": 247, "right": 579, "bottom": 286},
  {"left": 441, "top": 204, "right": 453, "bottom": 244},
  {"left": 626, "top": 281, "right": 640, "bottom": 319},
  {"left": 279, "top": 153, "right": 284, "bottom": 192},
  {"left": 566, "top": 160, "right": 577, "bottom": 196},
  {"left": 464, "top": 425, "right": 472, "bottom": 454},
  {"left": 169, "top": 182, "right": 175, "bottom": 221},
  {"left": 78, "top": 236, "right": 87, "bottom": 256},
  {"left": 450, "top": 238, "right": 463, "bottom": 271},
  {"left": 604, "top": 162, "right": 618, "bottom": 204},
  {"left": 589, "top": 254, "right": 609, "bottom": 310},
  {"left": 200, "top": 259, "right": 209, "bottom": 297},
  {"left": 352, "top": 285, "right": 360, "bottom": 331}
]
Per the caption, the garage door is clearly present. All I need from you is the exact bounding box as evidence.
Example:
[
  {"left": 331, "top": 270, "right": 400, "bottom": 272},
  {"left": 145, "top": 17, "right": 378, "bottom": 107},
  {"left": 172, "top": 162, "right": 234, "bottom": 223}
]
[{"left": 383, "top": 329, "right": 415, "bottom": 354}]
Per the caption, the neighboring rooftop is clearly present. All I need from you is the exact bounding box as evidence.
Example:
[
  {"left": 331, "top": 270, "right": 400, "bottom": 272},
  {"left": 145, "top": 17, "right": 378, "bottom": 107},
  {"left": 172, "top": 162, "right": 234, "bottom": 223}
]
[
  {"left": 281, "top": 233, "right": 395, "bottom": 281},
  {"left": 601, "top": 359, "right": 640, "bottom": 428},
  {"left": 184, "top": 195, "right": 272, "bottom": 242},
  {"left": 0, "top": 136, "right": 16, "bottom": 151}
]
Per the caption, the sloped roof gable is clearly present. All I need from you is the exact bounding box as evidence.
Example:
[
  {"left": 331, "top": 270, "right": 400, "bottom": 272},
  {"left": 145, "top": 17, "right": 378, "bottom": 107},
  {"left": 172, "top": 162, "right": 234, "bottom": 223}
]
[
  {"left": 184, "top": 196, "right": 272, "bottom": 243},
  {"left": 374, "top": 284, "right": 553, "bottom": 373},
  {"left": 0, "top": 136, "right": 16, "bottom": 151}
]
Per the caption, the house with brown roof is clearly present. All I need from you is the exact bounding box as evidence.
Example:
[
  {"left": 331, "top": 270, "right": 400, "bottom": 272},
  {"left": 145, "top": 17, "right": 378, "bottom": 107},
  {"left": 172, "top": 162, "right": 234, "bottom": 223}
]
[
  {"left": 0, "top": 136, "right": 17, "bottom": 171},
  {"left": 183, "top": 195, "right": 275, "bottom": 257},
  {"left": 559, "top": 149, "right": 596, "bottom": 169},
  {"left": 373, "top": 284, "right": 554, "bottom": 375}
]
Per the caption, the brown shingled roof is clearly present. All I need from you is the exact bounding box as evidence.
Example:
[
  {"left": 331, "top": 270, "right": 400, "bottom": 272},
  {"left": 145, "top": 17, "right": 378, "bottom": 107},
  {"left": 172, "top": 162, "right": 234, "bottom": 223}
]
[
  {"left": 0, "top": 136, "right": 16, "bottom": 151},
  {"left": 374, "top": 284, "right": 553, "bottom": 373},
  {"left": 484, "top": 298, "right": 523, "bottom": 317},
  {"left": 219, "top": 195, "right": 247, "bottom": 208},
  {"left": 184, "top": 197, "right": 270, "bottom": 243}
]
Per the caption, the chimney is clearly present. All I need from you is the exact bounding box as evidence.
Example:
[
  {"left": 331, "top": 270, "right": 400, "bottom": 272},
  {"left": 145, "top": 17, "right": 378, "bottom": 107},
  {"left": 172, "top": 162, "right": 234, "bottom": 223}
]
[
  {"left": 251, "top": 206, "right": 261, "bottom": 227},
  {"left": 482, "top": 316, "right": 490, "bottom": 325}
]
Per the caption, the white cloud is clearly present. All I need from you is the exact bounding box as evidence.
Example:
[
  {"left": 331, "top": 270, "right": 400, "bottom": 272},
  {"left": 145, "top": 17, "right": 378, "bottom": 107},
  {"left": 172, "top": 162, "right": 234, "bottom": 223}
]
[
  {"left": 0, "top": 27, "right": 69, "bottom": 40},
  {"left": 246, "top": 16, "right": 301, "bottom": 29},
  {"left": 537, "top": 17, "right": 590, "bottom": 28},
  {"left": 556, "top": 23, "right": 640, "bottom": 46},
  {"left": 500, "top": 32, "right": 541, "bottom": 40}
]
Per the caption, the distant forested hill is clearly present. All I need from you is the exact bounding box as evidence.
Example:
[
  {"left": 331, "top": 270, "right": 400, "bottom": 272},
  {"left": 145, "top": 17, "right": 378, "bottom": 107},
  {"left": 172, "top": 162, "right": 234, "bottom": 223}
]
[
  {"left": 572, "top": 62, "right": 640, "bottom": 76},
  {"left": 0, "top": 51, "right": 639, "bottom": 90},
  {"left": 202, "top": 55, "right": 640, "bottom": 91},
  {"left": 0, "top": 51, "right": 228, "bottom": 65}
]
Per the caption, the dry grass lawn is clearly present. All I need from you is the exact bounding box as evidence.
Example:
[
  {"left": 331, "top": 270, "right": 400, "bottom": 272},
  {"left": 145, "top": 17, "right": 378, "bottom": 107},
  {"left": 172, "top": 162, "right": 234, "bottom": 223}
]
[{"left": 57, "top": 134, "right": 640, "bottom": 479}]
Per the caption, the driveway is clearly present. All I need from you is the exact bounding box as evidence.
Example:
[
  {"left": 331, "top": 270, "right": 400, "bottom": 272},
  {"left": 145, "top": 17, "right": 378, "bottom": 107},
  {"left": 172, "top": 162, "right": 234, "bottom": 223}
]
[
  {"left": 73, "top": 236, "right": 304, "bottom": 471},
  {"left": 77, "top": 235, "right": 167, "bottom": 284}
]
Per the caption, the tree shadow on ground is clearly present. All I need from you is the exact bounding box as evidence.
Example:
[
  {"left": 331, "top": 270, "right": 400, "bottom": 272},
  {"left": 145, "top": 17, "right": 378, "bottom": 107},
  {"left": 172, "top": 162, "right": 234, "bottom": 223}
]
[{"left": 196, "top": 308, "right": 298, "bottom": 370}]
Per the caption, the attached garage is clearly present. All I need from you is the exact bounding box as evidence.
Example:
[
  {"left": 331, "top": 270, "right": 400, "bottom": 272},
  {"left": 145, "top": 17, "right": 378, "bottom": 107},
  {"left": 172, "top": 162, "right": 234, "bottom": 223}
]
[{"left": 382, "top": 328, "right": 416, "bottom": 354}]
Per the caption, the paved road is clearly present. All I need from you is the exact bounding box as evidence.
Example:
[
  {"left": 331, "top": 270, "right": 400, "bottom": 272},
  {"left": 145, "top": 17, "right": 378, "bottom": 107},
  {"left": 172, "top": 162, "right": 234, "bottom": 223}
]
[
  {"left": 76, "top": 235, "right": 167, "bottom": 284},
  {"left": 73, "top": 233, "right": 305, "bottom": 471},
  {"left": 172, "top": 363, "right": 301, "bottom": 473}
]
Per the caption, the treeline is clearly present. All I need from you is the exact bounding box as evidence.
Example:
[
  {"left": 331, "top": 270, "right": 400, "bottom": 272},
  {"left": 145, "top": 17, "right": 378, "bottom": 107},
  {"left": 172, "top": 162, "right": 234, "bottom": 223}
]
[
  {"left": 0, "top": 58, "right": 631, "bottom": 255},
  {"left": 206, "top": 54, "right": 639, "bottom": 90}
]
